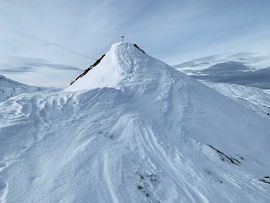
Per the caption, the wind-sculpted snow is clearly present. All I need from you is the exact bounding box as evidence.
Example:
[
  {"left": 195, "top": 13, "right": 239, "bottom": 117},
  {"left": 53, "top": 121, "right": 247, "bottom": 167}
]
[{"left": 0, "top": 43, "right": 270, "bottom": 202}]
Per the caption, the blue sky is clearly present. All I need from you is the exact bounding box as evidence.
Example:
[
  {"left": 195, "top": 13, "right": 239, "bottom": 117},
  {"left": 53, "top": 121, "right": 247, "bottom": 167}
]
[{"left": 0, "top": 0, "right": 270, "bottom": 87}]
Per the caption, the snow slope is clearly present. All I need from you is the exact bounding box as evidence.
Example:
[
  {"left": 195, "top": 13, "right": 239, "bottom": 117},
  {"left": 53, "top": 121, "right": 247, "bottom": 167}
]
[
  {"left": 205, "top": 82, "right": 270, "bottom": 119},
  {"left": 0, "top": 42, "right": 270, "bottom": 203},
  {"left": 0, "top": 75, "right": 43, "bottom": 103}
]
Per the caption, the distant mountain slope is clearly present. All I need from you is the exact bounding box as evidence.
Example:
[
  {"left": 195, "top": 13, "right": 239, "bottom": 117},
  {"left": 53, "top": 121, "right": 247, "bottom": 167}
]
[
  {"left": 0, "top": 43, "right": 270, "bottom": 202},
  {"left": 174, "top": 53, "right": 270, "bottom": 89},
  {"left": 0, "top": 75, "right": 44, "bottom": 102}
]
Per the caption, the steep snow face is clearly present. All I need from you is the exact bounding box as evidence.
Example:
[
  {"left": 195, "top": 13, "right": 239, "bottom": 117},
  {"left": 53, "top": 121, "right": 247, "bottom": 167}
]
[
  {"left": 1, "top": 44, "right": 270, "bottom": 202},
  {"left": 0, "top": 75, "right": 43, "bottom": 103}
]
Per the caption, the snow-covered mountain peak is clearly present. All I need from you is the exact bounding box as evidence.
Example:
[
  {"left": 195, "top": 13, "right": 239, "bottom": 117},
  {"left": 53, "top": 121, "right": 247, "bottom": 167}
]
[
  {"left": 106, "top": 42, "right": 146, "bottom": 58},
  {"left": 66, "top": 42, "right": 185, "bottom": 92}
]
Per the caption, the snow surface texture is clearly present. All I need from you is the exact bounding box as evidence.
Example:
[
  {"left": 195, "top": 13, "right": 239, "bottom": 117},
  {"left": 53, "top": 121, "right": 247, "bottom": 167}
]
[{"left": 1, "top": 42, "right": 270, "bottom": 202}]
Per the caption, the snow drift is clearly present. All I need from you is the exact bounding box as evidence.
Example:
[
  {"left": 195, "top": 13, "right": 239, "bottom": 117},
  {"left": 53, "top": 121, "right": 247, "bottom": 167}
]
[{"left": 0, "top": 42, "right": 270, "bottom": 202}]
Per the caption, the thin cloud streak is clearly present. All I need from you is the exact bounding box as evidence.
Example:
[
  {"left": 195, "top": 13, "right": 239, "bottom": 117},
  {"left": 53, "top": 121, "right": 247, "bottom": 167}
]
[
  {"left": 0, "top": 56, "right": 82, "bottom": 74},
  {"left": 0, "top": 24, "right": 93, "bottom": 60}
]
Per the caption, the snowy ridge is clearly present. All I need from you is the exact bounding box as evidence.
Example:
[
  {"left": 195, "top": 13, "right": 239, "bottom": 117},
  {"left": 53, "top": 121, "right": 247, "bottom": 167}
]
[
  {"left": 0, "top": 43, "right": 270, "bottom": 202},
  {"left": 0, "top": 75, "right": 44, "bottom": 103}
]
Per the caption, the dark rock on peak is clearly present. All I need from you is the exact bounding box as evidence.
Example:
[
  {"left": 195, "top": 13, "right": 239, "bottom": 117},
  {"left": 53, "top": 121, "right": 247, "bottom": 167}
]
[
  {"left": 70, "top": 54, "right": 105, "bottom": 85},
  {"left": 133, "top": 44, "right": 146, "bottom": 54}
]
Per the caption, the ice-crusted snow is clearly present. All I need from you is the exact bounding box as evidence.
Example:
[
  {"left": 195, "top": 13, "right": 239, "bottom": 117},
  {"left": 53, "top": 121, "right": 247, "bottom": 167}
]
[{"left": 0, "top": 42, "right": 270, "bottom": 202}]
